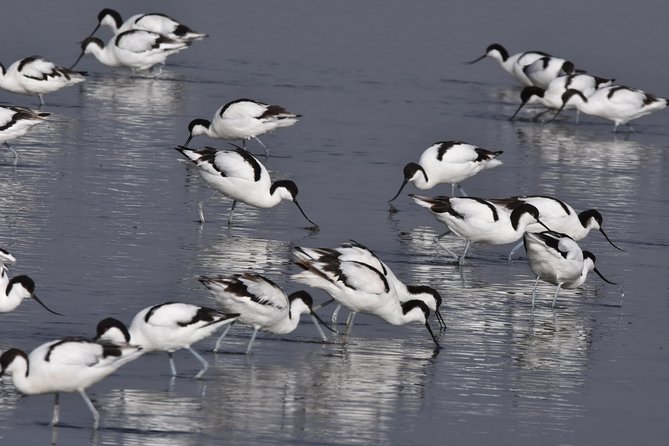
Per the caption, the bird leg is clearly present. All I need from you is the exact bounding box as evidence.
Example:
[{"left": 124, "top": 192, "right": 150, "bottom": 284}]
[
  {"left": 168, "top": 352, "right": 177, "bottom": 376},
  {"left": 508, "top": 241, "right": 523, "bottom": 263},
  {"left": 213, "top": 323, "right": 234, "bottom": 352},
  {"left": 51, "top": 393, "right": 60, "bottom": 426},
  {"left": 252, "top": 136, "right": 270, "bottom": 157},
  {"left": 227, "top": 200, "right": 237, "bottom": 226},
  {"left": 309, "top": 314, "right": 329, "bottom": 341},
  {"left": 331, "top": 304, "right": 342, "bottom": 324},
  {"left": 245, "top": 327, "right": 260, "bottom": 355},
  {"left": 531, "top": 275, "right": 541, "bottom": 308},
  {"left": 4, "top": 142, "right": 18, "bottom": 165},
  {"left": 78, "top": 389, "right": 100, "bottom": 429},
  {"left": 458, "top": 241, "right": 471, "bottom": 266},
  {"left": 551, "top": 283, "right": 563, "bottom": 308},
  {"left": 186, "top": 346, "right": 210, "bottom": 379},
  {"left": 343, "top": 311, "right": 356, "bottom": 342}
]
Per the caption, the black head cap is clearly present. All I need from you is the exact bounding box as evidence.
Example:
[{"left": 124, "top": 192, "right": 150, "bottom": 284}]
[{"left": 98, "top": 8, "right": 123, "bottom": 28}]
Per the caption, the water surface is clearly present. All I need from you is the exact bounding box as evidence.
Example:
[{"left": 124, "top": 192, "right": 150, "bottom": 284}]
[{"left": 0, "top": 1, "right": 668, "bottom": 445}]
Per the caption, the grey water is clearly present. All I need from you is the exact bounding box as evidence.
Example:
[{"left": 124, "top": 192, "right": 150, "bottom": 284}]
[{"left": 1, "top": 0, "right": 668, "bottom": 445}]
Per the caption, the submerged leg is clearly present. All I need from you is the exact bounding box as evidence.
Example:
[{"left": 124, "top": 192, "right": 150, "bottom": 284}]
[
  {"left": 331, "top": 304, "right": 342, "bottom": 324},
  {"left": 343, "top": 311, "right": 357, "bottom": 342},
  {"left": 186, "top": 346, "right": 210, "bottom": 379},
  {"left": 551, "top": 283, "right": 563, "bottom": 308},
  {"left": 458, "top": 241, "right": 471, "bottom": 266},
  {"left": 213, "top": 323, "right": 234, "bottom": 352},
  {"left": 245, "top": 327, "right": 260, "bottom": 355},
  {"left": 227, "top": 200, "right": 237, "bottom": 226},
  {"left": 168, "top": 352, "right": 177, "bottom": 376},
  {"left": 78, "top": 389, "right": 100, "bottom": 429},
  {"left": 4, "top": 142, "right": 18, "bottom": 165},
  {"left": 531, "top": 275, "right": 541, "bottom": 308},
  {"left": 252, "top": 136, "right": 269, "bottom": 157},
  {"left": 51, "top": 393, "right": 60, "bottom": 426},
  {"left": 310, "top": 314, "right": 329, "bottom": 341},
  {"left": 508, "top": 241, "right": 523, "bottom": 263}
]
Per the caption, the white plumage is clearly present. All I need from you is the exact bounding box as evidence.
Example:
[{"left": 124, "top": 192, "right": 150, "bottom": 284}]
[
  {"left": 389, "top": 141, "right": 503, "bottom": 201},
  {"left": 411, "top": 194, "right": 548, "bottom": 265},
  {"left": 466, "top": 43, "right": 550, "bottom": 86},
  {"left": 93, "top": 8, "right": 207, "bottom": 42},
  {"left": 0, "top": 105, "right": 50, "bottom": 164},
  {"left": 0, "top": 56, "right": 86, "bottom": 105},
  {"left": 198, "top": 273, "right": 331, "bottom": 354},
  {"left": 0, "top": 338, "right": 142, "bottom": 428},
  {"left": 291, "top": 245, "right": 441, "bottom": 347},
  {"left": 72, "top": 29, "right": 190, "bottom": 71},
  {"left": 557, "top": 84, "right": 668, "bottom": 132},
  {"left": 175, "top": 145, "right": 318, "bottom": 227},
  {"left": 523, "top": 231, "right": 620, "bottom": 308},
  {"left": 95, "top": 302, "right": 239, "bottom": 379},
  {"left": 185, "top": 99, "right": 301, "bottom": 156}
]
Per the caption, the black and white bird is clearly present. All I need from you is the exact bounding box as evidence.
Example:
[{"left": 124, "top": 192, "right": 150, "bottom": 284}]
[
  {"left": 0, "top": 338, "right": 142, "bottom": 429},
  {"left": 294, "top": 240, "right": 446, "bottom": 329},
  {"left": 523, "top": 231, "right": 622, "bottom": 308},
  {"left": 522, "top": 55, "right": 577, "bottom": 89},
  {"left": 556, "top": 84, "right": 668, "bottom": 132},
  {"left": 489, "top": 195, "right": 623, "bottom": 261},
  {"left": 388, "top": 141, "right": 503, "bottom": 202},
  {"left": 0, "top": 56, "right": 86, "bottom": 105},
  {"left": 0, "top": 247, "right": 16, "bottom": 291},
  {"left": 198, "top": 273, "right": 333, "bottom": 354},
  {"left": 89, "top": 8, "right": 207, "bottom": 42},
  {"left": 94, "top": 302, "right": 239, "bottom": 379},
  {"left": 175, "top": 145, "right": 318, "bottom": 228},
  {"left": 466, "top": 43, "right": 550, "bottom": 86},
  {"left": 0, "top": 274, "right": 62, "bottom": 315},
  {"left": 0, "top": 105, "right": 50, "bottom": 164},
  {"left": 71, "top": 29, "right": 190, "bottom": 72},
  {"left": 509, "top": 73, "right": 614, "bottom": 122},
  {"left": 410, "top": 194, "right": 549, "bottom": 265},
  {"left": 291, "top": 246, "right": 442, "bottom": 348},
  {"left": 185, "top": 99, "right": 301, "bottom": 156}
]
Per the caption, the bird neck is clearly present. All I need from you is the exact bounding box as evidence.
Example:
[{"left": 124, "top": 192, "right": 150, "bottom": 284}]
[
  {"left": 4, "top": 357, "right": 36, "bottom": 394},
  {"left": 88, "top": 45, "right": 119, "bottom": 67}
]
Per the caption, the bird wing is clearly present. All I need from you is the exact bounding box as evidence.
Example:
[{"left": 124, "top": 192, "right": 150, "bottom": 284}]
[
  {"left": 38, "top": 338, "right": 108, "bottom": 367},
  {"left": 115, "top": 29, "right": 182, "bottom": 53},
  {"left": 17, "top": 56, "right": 57, "bottom": 80},
  {"left": 220, "top": 99, "right": 269, "bottom": 120},
  {"left": 209, "top": 147, "right": 266, "bottom": 182},
  {"left": 235, "top": 273, "right": 288, "bottom": 310}
]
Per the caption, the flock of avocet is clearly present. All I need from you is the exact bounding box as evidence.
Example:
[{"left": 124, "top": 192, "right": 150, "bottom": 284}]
[{"left": 0, "top": 8, "right": 643, "bottom": 432}]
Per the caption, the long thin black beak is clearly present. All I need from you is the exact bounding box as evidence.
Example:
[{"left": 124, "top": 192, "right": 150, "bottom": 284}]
[
  {"left": 550, "top": 103, "right": 569, "bottom": 122},
  {"left": 593, "top": 267, "right": 617, "bottom": 286},
  {"left": 70, "top": 50, "right": 85, "bottom": 69},
  {"left": 599, "top": 228, "right": 624, "bottom": 251},
  {"left": 537, "top": 218, "right": 552, "bottom": 232},
  {"left": 88, "top": 23, "right": 101, "bottom": 39},
  {"left": 434, "top": 309, "right": 447, "bottom": 330},
  {"left": 32, "top": 293, "right": 64, "bottom": 316},
  {"left": 293, "top": 200, "right": 319, "bottom": 229},
  {"left": 593, "top": 267, "right": 625, "bottom": 306},
  {"left": 425, "top": 321, "right": 442, "bottom": 349},
  {"left": 509, "top": 101, "right": 527, "bottom": 121},
  {"left": 388, "top": 178, "right": 409, "bottom": 203},
  {"left": 309, "top": 309, "right": 340, "bottom": 336},
  {"left": 184, "top": 134, "right": 193, "bottom": 147},
  {"left": 464, "top": 54, "right": 487, "bottom": 65}
]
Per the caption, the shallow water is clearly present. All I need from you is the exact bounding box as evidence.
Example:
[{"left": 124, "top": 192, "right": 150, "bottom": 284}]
[{"left": 1, "top": 1, "right": 668, "bottom": 445}]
